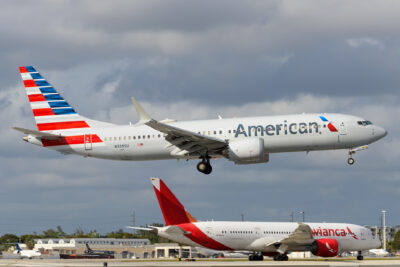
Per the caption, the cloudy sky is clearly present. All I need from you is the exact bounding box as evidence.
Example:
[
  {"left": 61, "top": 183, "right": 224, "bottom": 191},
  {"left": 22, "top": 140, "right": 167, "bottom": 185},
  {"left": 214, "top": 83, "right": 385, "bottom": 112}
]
[{"left": 1, "top": 0, "right": 399, "bottom": 236}]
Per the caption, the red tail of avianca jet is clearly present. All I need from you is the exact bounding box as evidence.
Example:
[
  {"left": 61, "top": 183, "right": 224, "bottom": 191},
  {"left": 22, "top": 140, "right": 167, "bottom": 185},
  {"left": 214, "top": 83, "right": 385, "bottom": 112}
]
[
  {"left": 14, "top": 66, "right": 387, "bottom": 174},
  {"left": 128, "top": 178, "right": 380, "bottom": 261}
]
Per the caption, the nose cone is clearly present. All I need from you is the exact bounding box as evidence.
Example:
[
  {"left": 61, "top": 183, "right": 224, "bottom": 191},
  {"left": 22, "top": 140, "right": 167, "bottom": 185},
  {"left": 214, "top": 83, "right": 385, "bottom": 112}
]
[
  {"left": 374, "top": 238, "right": 382, "bottom": 248},
  {"left": 378, "top": 127, "right": 387, "bottom": 138},
  {"left": 376, "top": 126, "right": 388, "bottom": 140}
]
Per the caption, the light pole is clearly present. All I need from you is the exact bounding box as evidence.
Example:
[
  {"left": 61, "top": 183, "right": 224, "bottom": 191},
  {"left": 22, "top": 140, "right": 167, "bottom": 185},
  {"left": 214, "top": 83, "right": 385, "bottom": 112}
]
[
  {"left": 300, "top": 211, "right": 305, "bottom": 222},
  {"left": 382, "top": 210, "right": 387, "bottom": 251}
]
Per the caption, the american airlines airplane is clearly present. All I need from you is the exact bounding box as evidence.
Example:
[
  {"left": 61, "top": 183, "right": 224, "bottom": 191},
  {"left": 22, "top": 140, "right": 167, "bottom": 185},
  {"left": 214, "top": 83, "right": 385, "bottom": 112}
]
[
  {"left": 129, "top": 178, "right": 381, "bottom": 261},
  {"left": 14, "top": 66, "right": 387, "bottom": 174}
]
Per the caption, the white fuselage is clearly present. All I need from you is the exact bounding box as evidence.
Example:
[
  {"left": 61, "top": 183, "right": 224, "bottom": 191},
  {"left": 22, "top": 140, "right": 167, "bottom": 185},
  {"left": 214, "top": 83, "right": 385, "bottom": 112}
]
[
  {"left": 157, "top": 221, "right": 380, "bottom": 253},
  {"left": 44, "top": 113, "right": 386, "bottom": 161},
  {"left": 14, "top": 249, "right": 41, "bottom": 258}
]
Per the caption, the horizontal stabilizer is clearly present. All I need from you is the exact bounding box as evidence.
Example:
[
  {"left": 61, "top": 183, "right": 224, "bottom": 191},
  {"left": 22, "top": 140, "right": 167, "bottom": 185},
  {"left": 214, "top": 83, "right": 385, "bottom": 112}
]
[
  {"left": 165, "top": 225, "right": 191, "bottom": 235},
  {"left": 126, "top": 226, "right": 158, "bottom": 233},
  {"left": 12, "top": 127, "right": 65, "bottom": 140}
]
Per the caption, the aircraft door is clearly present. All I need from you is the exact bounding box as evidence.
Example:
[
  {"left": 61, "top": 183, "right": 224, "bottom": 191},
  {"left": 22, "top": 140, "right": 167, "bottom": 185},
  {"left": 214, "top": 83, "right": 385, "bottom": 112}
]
[
  {"left": 205, "top": 227, "right": 213, "bottom": 238},
  {"left": 339, "top": 121, "right": 347, "bottom": 135},
  {"left": 360, "top": 229, "right": 366, "bottom": 240},
  {"left": 84, "top": 134, "right": 92, "bottom": 150},
  {"left": 254, "top": 227, "right": 261, "bottom": 237}
]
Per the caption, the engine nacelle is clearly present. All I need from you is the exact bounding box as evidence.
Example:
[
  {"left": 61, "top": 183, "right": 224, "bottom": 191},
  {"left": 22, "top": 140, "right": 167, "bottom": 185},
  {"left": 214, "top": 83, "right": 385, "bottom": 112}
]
[
  {"left": 311, "top": 238, "right": 340, "bottom": 257},
  {"left": 226, "top": 138, "right": 269, "bottom": 164}
]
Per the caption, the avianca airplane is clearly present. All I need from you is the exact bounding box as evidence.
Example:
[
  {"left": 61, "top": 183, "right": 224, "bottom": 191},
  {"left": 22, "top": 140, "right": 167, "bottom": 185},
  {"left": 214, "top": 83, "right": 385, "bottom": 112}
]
[
  {"left": 14, "top": 66, "right": 387, "bottom": 174},
  {"left": 129, "top": 178, "right": 381, "bottom": 261}
]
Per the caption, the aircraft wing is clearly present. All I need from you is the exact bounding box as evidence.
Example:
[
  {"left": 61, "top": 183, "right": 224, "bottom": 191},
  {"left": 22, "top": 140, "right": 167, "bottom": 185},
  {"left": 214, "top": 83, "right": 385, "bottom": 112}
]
[
  {"left": 131, "top": 98, "right": 227, "bottom": 157},
  {"left": 264, "top": 223, "right": 315, "bottom": 253},
  {"left": 12, "top": 127, "right": 65, "bottom": 140}
]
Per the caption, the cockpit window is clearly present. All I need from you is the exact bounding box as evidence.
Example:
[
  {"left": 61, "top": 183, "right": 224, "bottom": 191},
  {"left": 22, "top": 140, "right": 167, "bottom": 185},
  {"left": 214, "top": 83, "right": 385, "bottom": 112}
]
[{"left": 357, "top": 120, "right": 373, "bottom": 126}]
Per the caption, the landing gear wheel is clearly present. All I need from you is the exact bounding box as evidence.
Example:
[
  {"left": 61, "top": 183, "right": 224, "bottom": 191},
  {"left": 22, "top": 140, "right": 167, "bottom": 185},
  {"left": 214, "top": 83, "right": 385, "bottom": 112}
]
[
  {"left": 249, "top": 254, "right": 263, "bottom": 261},
  {"left": 283, "top": 255, "right": 289, "bottom": 261},
  {"left": 203, "top": 164, "right": 212, "bottom": 174},
  {"left": 273, "top": 254, "right": 287, "bottom": 261},
  {"left": 357, "top": 255, "right": 363, "bottom": 261},
  {"left": 197, "top": 162, "right": 207, "bottom": 172},
  {"left": 348, "top": 158, "right": 355, "bottom": 165},
  {"left": 197, "top": 157, "right": 212, "bottom": 174}
]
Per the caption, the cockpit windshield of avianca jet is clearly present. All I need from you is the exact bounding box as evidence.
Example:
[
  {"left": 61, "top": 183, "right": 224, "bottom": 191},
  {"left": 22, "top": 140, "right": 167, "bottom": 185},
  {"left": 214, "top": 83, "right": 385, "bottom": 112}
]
[
  {"left": 127, "top": 178, "right": 381, "bottom": 261},
  {"left": 13, "top": 66, "right": 387, "bottom": 174}
]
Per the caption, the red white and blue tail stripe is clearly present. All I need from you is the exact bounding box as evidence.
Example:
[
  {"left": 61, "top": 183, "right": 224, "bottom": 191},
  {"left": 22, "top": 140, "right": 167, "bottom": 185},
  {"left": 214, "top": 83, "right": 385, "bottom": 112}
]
[
  {"left": 19, "top": 66, "right": 105, "bottom": 147},
  {"left": 19, "top": 66, "right": 91, "bottom": 132}
]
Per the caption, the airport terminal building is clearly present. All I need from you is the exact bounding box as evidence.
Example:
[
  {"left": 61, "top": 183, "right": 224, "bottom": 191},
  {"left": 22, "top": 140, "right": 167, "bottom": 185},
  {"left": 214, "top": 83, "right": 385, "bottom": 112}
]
[{"left": 32, "top": 238, "right": 194, "bottom": 259}]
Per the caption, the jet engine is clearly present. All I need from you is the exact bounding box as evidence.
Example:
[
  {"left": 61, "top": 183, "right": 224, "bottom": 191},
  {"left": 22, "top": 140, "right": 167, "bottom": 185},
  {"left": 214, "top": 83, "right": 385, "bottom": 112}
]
[
  {"left": 311, "top": 238, "right": 340, "bottom": 257},
  {"left": 225, "top": 138, "right": 269, "bottom": 164}
]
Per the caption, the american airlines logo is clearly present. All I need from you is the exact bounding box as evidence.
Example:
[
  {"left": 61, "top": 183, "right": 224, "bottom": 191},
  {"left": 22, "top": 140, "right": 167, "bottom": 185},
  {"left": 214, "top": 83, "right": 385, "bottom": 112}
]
[
  {"left": 311, "top": 227, "right": 358, "bottom": 240},
  {"left": 234, "top": 116, "right": 338, "bottom": 138},
  {"left": 235, "top": 121, "right": 321, "bottom": 138}
]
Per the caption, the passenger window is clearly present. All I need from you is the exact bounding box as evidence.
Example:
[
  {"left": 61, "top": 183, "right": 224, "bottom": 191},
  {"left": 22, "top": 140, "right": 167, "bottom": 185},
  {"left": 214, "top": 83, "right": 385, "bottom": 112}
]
[
  {"left": 123, "top": 136, "right": 126, "bottom": 140},
  {"left": 228, "top": 130, "right": 231, "bottom": 134},
  {"left": 119, "top": 136, "right": 121, "bottom": 140},
  {"left": 214, "top": 131, "right": 217, "bottom": 134},
  {"left": 138, "top": 136, "right": 141, "bottom": 139},
  {"left": 219, "top": 130, "right": 222, "bottom": 134},
  {"left": 158, "top": 134, "right": 161, "bottom": 138},
  {"left": 143, "top": 135, "right": 145, "bottom": 139}
]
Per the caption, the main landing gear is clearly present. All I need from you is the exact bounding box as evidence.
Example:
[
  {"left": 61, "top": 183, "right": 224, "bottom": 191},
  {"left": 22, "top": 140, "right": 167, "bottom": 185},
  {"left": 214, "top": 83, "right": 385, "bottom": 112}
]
[
  {"left": 197, "top": 157, "right": 212, "bottom": 174},
  {"left": 248, "top": 253, "right": 263, "bottom": 261},
  {"left": 273, "top": 254, "right": 289, "bottom": 261}
]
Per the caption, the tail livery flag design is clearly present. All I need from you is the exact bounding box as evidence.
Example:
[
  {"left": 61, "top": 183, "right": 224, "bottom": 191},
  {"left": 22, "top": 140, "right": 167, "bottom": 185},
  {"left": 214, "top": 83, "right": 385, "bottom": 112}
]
[
  {"left": 19, "top": 66, "right": 102, "bottom": 147},
  {"left": 151, "top": 178, "right": 197, "bottom": 226}
]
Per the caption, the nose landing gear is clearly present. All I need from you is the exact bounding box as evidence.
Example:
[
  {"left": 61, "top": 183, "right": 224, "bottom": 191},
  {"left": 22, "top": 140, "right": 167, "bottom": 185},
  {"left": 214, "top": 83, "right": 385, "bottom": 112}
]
[
  {"left": 348, "top": 150, "right": 355, "bottom": 165},
  {"left": 197, "top": 157, "right": 212, "bottom": 174},
  {"left": 356, "top": 251, "right": 363, "bottom": 261}
]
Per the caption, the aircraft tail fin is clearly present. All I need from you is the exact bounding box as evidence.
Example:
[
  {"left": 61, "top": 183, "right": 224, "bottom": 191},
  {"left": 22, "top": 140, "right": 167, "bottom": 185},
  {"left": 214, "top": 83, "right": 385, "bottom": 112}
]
[
  {"left": 150, "top": 177, "right": 197, "bottom": 226},
  {"left": 19, "top": 66, "right": 99, "bottom": 133},
  {"left": 15, "top": 243, "right": 21, "bottom": 251}
]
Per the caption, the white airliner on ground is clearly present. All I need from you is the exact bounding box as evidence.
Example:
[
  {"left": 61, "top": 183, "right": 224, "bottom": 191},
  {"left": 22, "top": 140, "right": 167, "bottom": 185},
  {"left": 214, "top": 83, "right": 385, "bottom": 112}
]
[
  {"left": 129, "top": 178, "right": 381, "bottom": 261},
  {"left": 13, "top": 243, "right": 41, "bottom": 259},
  {"left": 14, "top": 66, "right": 387, "bottom": 174}
]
